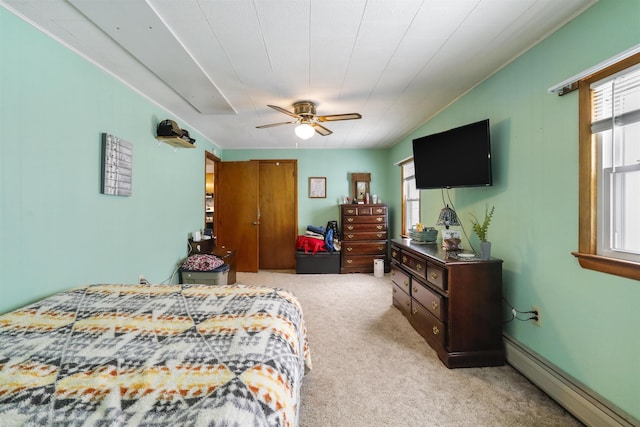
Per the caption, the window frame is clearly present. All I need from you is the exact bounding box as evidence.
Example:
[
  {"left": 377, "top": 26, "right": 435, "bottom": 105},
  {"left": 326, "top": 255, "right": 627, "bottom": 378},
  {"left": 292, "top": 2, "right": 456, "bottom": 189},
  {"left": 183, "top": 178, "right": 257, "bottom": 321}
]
[
  {"left": 573, "top": 52, "right": 640, "bottom": 281},
  {"left": 400, "top": 159, "right": 420, "bottom": 237}
]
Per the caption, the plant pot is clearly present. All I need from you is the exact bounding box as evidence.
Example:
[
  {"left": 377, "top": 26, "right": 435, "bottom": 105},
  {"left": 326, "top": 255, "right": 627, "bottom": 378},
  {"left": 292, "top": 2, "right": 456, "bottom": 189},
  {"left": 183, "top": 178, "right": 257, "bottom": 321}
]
[{"left": 480, "top": 241, "right": 492, "bottom": 259}]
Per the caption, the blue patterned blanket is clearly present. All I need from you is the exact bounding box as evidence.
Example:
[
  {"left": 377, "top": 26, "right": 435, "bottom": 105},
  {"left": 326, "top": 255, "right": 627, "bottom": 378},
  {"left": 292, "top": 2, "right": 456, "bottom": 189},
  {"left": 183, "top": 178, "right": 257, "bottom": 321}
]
[{"left": 0, "top": 284, "right": 311, "bottom": 426}]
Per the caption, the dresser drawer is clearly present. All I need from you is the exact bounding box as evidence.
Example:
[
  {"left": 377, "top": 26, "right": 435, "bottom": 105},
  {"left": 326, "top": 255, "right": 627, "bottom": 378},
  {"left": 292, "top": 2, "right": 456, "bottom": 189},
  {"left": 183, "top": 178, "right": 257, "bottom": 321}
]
[
  {"left": 391, "top": 264, "right": 410, "bottom": 292},
  {"left": 343, "top": 215, "right": 387, "bottom": 225},
  {"left": 410, "top": 300, "right": 446, "bottom": 351},
  {"left": 426, "top": 264, "right": 447, "bottom": 291},
  {"left": 342, "top": 241, "right": 387, "bottom": 254},
  {"left": 401, "top": 251, "right": 427, "bottom": 280},
  {"left": 391, "top": 246, "right": 401, "bottom": 263},
  {"left": 343, "top": 231, "right": 388, "bottom": 241},
  {"left": 411, "top": 277, "right": 446, "bottom": 321},
  {"left": 392, "top": 283, "right": 411, "bottom": 317},
  {"left": 343, "top": 223, "right": 386, "bottom": 233}
]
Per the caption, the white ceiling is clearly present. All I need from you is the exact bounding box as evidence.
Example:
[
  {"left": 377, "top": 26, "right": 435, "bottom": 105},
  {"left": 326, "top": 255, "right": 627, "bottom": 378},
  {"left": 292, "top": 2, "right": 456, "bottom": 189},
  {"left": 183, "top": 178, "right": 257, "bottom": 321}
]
[{"left": 3, "top": 0, "right": 595, "bottom": 149}]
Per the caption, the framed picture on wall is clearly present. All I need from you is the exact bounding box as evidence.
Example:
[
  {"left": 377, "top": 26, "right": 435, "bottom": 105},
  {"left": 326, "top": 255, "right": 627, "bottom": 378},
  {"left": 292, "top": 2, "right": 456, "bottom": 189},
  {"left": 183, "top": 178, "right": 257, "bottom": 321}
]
[{"left": 309, "top": 177, "right": 326, "bottom": 198}]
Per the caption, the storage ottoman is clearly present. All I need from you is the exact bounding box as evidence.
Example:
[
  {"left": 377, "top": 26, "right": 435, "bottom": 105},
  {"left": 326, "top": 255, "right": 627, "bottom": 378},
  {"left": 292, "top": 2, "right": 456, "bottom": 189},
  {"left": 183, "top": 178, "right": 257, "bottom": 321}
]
[
  {"left": 296, "top": 250, "right": 340, "bottom": 274},
  {"left": 179, "top": 263, "right": 230, "bottom": 285}
]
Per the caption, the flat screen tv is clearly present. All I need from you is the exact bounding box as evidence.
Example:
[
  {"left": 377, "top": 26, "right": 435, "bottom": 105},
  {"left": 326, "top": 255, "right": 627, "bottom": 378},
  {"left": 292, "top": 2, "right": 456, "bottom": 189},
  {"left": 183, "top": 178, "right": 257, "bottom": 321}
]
[{"left": 412, "top": 119, "right": 492, "bottom": 189}]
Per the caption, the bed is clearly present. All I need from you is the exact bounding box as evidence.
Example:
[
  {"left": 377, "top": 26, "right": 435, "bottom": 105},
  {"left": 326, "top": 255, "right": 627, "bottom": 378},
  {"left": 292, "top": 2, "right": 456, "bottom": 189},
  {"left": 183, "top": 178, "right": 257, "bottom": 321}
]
[{"left": 0, "top": 283, "right": 312, "bottom": 426}]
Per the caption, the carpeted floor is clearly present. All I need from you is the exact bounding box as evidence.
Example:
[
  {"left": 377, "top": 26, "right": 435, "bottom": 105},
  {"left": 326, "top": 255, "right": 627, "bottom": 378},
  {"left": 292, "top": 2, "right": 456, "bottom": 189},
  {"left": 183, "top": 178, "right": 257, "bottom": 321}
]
[{"left": 236, "top": 270, "right": 583, "bottom": 427}]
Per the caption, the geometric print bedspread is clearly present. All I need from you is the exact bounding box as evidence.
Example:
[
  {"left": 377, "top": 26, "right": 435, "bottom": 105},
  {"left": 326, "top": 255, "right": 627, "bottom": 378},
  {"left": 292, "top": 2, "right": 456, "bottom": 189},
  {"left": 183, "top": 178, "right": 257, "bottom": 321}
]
[{"left": 0, "top": 284, "right": 312, "bottom": 426}]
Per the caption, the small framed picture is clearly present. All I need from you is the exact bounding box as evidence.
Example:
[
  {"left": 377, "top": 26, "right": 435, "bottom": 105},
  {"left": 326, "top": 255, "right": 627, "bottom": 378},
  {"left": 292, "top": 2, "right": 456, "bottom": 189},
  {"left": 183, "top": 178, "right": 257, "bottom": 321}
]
[
  {"left": 309, "top": 177, "right": 326, "bottom": 198},
  {"left": 441, "top": 229, "right": 462, "bottom": 250}
]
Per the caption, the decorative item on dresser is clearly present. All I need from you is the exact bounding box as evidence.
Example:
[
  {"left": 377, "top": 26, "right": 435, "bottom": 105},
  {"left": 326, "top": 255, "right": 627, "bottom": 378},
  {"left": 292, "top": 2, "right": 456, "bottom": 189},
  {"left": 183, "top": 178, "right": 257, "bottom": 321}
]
[
  {"left": 340, "top": 204, "right": 388, "bottom": 273},
  {"left": 391, "top": 238, "right": 504, "bottom": 368}
]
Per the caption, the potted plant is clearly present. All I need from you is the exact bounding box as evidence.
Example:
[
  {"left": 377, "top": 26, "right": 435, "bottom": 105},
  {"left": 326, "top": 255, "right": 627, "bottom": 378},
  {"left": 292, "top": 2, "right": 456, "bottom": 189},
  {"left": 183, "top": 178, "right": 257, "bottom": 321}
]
[{"left": 470, "top": 205, "right": 495, "bottom": 259}]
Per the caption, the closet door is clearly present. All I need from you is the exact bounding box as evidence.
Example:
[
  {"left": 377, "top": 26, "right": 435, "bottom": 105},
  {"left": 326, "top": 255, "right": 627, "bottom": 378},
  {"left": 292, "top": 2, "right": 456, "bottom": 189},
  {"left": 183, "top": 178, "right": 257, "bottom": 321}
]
[
  {"left": 259, "top": 160, "right": 297, "bottom": 270},
  {"left": 216, "top": 161, "right": 259, "bottom": 272}
]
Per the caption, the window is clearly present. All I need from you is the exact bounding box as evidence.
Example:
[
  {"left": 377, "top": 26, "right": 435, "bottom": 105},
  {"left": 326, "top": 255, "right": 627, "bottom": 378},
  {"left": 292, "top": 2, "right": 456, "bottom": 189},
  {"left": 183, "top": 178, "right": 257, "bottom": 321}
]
[
  {"left": 401, "top": 160, "right": 420, "bottom": 236},
  {"left": 574, "top": 53, "right": 640, "bottom": 281}
]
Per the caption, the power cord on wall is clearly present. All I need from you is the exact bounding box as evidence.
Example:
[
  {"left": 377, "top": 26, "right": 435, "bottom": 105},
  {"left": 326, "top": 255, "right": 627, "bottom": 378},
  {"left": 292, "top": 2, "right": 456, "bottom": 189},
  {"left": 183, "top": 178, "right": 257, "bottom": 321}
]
[{"left": 503, "top": 298, "right": 539, "bottom": 323}]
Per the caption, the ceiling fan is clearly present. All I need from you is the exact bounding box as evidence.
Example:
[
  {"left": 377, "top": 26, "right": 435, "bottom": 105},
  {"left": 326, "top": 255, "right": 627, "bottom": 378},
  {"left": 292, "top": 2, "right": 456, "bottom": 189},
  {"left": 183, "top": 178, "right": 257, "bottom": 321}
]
[{"left": 256, "top": 101, "right": 362, "bottom": 139}]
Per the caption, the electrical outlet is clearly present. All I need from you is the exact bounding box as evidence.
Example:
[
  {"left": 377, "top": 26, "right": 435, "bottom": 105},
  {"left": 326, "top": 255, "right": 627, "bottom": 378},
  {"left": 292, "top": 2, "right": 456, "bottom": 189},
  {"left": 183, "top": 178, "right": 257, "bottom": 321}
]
[
  {"left": 531, "top": 305, "right": 542, "bottom": 327},
  {"left": 138, "top": 275, "right": 146, "bottom": 284}
]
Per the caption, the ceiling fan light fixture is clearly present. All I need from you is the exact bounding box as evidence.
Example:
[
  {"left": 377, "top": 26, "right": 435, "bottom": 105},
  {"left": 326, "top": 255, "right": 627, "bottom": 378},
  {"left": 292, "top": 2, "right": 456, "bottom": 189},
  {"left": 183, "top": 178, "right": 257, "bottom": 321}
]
[{"left": 295, "top": 122, "right": 315, "bottom": 139}]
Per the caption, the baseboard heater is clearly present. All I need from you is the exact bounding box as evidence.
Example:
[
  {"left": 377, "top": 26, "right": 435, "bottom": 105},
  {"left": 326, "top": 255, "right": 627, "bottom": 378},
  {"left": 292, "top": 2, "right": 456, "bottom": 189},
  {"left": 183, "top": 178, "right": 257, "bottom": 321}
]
[{"left": 503, "top": 334, "right": 637, "bottom": 427}]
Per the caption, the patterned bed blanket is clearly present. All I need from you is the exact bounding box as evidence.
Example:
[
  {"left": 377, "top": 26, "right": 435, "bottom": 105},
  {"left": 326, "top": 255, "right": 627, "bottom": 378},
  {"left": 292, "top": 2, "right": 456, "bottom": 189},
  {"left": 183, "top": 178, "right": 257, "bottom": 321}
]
[{"left": 0, "top": 284, "right": 312, "bottom": 426}]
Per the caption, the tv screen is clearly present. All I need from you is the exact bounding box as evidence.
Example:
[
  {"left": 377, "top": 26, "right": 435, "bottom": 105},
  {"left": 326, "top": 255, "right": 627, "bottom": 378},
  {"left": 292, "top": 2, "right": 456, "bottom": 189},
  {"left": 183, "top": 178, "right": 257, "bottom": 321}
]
[{"left": 412, "top": 119, "right": 492, "bottom": 189}]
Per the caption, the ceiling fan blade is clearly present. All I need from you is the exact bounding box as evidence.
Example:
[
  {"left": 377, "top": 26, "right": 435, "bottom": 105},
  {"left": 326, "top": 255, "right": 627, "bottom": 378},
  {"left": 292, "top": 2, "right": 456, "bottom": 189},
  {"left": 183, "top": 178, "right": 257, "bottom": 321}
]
[
  {"left": 256, "top": 121, "right": 295, "bottom": 129},
  {"left": 268, "top": 105, "right": 299, "bottom": 119},
  {"left": 312, "top": 123, "right": 333, "bottom": 136},
  {"left": 316, "top": 113, "right": 362, "bottom": 122}
]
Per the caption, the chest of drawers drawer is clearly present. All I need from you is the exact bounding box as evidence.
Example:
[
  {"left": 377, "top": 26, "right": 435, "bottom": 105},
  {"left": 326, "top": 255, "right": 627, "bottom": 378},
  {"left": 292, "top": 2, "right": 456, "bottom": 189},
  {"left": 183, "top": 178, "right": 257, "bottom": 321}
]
[
  {"left": 343, "top": 215, "right": 387, "bottom": 225},
  {"left": 342, "top": 241, "right": 387, "bottom": 254},
  {"left": 343, "top": 231, "right": 388, "bottom": 241},
  {"left": 341, "top": 205, "right": 387, "bottom": 216},
  {"left": 343, "top": 223, "right": 386, "bottom": 233}
]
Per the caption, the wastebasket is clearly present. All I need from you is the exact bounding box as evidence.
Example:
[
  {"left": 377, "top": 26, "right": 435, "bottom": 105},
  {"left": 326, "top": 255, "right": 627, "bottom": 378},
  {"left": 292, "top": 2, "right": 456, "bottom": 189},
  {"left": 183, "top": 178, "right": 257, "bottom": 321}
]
[{"left": 373, "top": 259, "right": 384, "bottom": 277}]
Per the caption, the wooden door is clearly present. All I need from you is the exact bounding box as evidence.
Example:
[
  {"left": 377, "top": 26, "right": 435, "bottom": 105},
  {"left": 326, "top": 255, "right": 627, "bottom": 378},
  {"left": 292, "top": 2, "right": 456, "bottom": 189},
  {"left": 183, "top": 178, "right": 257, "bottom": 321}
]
[
  {"left": 216, "top": 161, "right": 259, "bottom": 272},
  {"left": 259, "top": 160, "right": 297, "bottom": 269}
]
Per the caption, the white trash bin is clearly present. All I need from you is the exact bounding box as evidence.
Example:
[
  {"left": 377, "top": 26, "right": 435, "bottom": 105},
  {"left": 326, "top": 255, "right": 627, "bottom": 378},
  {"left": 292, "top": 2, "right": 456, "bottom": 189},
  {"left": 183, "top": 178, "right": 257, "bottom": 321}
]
[{"left": 373, "top": 259, "right": 384, "bottom": 277}]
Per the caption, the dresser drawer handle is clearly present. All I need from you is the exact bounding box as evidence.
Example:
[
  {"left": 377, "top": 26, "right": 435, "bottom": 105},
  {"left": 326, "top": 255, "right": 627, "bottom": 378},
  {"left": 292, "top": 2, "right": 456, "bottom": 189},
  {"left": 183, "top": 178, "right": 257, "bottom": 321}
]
[
  {"left": 377, "top": 246, "right": 384, "bottom": 251},
  {"left": 346, "top": 247, "right": 353, "bottom": 252},
  {"left": 347, "top": 209, "right": 355, "bottom": 214},
  {"left": 413, "top": 286, "right": 418, "bottom": 293},
  {"left": 430, "top": 271, "right": 438, "bottom": 279},
  {"left": 406, "top": 301, "right": 411, "bottom": 307},
  {"left": 347, "top": 225, "right": 354, "bottom": 230},
  {"left": 416, "top": 264, "right": 423, "bottom": 271},
  {"left": 412, "top": 308, "right": 418, "bottom": 315},
  {"left": 404, "top": 280, "right": 409, "bottom": 288},
  {"left": 392, "top": 250, "right": 397, "bottom": 257},
  {"left": 402, "top": 256, "right": 407, "bottom": 263},
  {"left": 432, "top": 301, "right": 439, "bottom": 310},
  {"left": 347, "top": 234, "right": 354, "bottom": 239},
  {"left": 392, "top": 288, "right": 397, "bottom": 294},
  {"left": 376, "top": 217, "right": 383, "bottom": 222},
  {"left": 375, "top": 208, "right": 384, "bottom": 214},
  {"left": 376, "top": 233, "right": 383, "bottom": 238},
  {"left": 432, "top": 326, "right": 440, "bottom": 335},
  {"left": 347, "top": 218, "right": 354, "bottom": 222},
  {"left": 346, "top": 259, "right": 353, "bottom": 264},
  {"left": 376, "top": 225, "right": 383, "bottom": 230}
]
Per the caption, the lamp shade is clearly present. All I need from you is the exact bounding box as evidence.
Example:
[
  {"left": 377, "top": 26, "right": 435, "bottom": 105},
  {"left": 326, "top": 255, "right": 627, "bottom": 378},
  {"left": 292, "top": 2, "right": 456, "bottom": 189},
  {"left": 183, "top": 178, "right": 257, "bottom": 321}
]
[
  {"left": 295, "top": 123, "right": 315, "bottom": 139},
  {"left": 436, "top": 205, "right": 460, "bottom": 229}
]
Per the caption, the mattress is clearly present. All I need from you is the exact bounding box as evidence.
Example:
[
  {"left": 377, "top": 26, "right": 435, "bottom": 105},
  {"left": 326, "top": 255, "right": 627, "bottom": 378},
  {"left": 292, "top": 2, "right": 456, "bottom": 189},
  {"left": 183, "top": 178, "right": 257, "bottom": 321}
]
[{"left": 0, "top": 283, "right": 311, "bottom": 426}]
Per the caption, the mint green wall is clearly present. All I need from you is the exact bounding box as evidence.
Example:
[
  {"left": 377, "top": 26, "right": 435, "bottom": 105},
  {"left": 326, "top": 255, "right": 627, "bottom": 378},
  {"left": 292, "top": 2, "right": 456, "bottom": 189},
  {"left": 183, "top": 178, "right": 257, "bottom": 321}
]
[
  {"left": 388, "top": 0, "right": 640, "bottom": 419},
  {"left": 222, "top": 149, "right": 390, "bottom": 233},
  {"left": 0, "top": 8, "right": 220, "bottom": 313}
]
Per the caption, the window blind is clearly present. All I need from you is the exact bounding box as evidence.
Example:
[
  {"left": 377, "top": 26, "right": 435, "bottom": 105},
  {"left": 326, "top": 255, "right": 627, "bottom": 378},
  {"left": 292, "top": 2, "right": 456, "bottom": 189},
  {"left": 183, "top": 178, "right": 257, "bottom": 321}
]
[{"left": 591, "top": 63, "right": 640, "bottom": 133}]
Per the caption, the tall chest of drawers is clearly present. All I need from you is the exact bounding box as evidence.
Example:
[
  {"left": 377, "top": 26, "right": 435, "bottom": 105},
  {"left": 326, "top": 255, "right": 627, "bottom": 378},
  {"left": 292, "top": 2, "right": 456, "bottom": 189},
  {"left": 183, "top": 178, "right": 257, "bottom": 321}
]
[
  {"left": 391, "top": 238, "right": 504, "bottom": 368},
  {"left": 340, "top": 204, "right": 388, "bottom": 274}
]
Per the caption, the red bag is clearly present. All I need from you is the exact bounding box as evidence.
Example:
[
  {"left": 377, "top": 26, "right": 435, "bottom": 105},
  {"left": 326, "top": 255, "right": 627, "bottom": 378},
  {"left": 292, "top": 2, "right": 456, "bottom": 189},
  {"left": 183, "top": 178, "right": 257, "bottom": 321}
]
[{"left": 296, "top": 235, "right": 327, "bottom": 254}]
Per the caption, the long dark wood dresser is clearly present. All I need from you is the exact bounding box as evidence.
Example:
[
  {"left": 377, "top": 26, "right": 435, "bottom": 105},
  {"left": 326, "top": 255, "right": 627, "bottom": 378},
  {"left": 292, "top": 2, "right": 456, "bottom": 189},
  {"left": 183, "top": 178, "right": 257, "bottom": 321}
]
[{"left": 391, "top": 238, "right": 504, "bottom": 368}]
